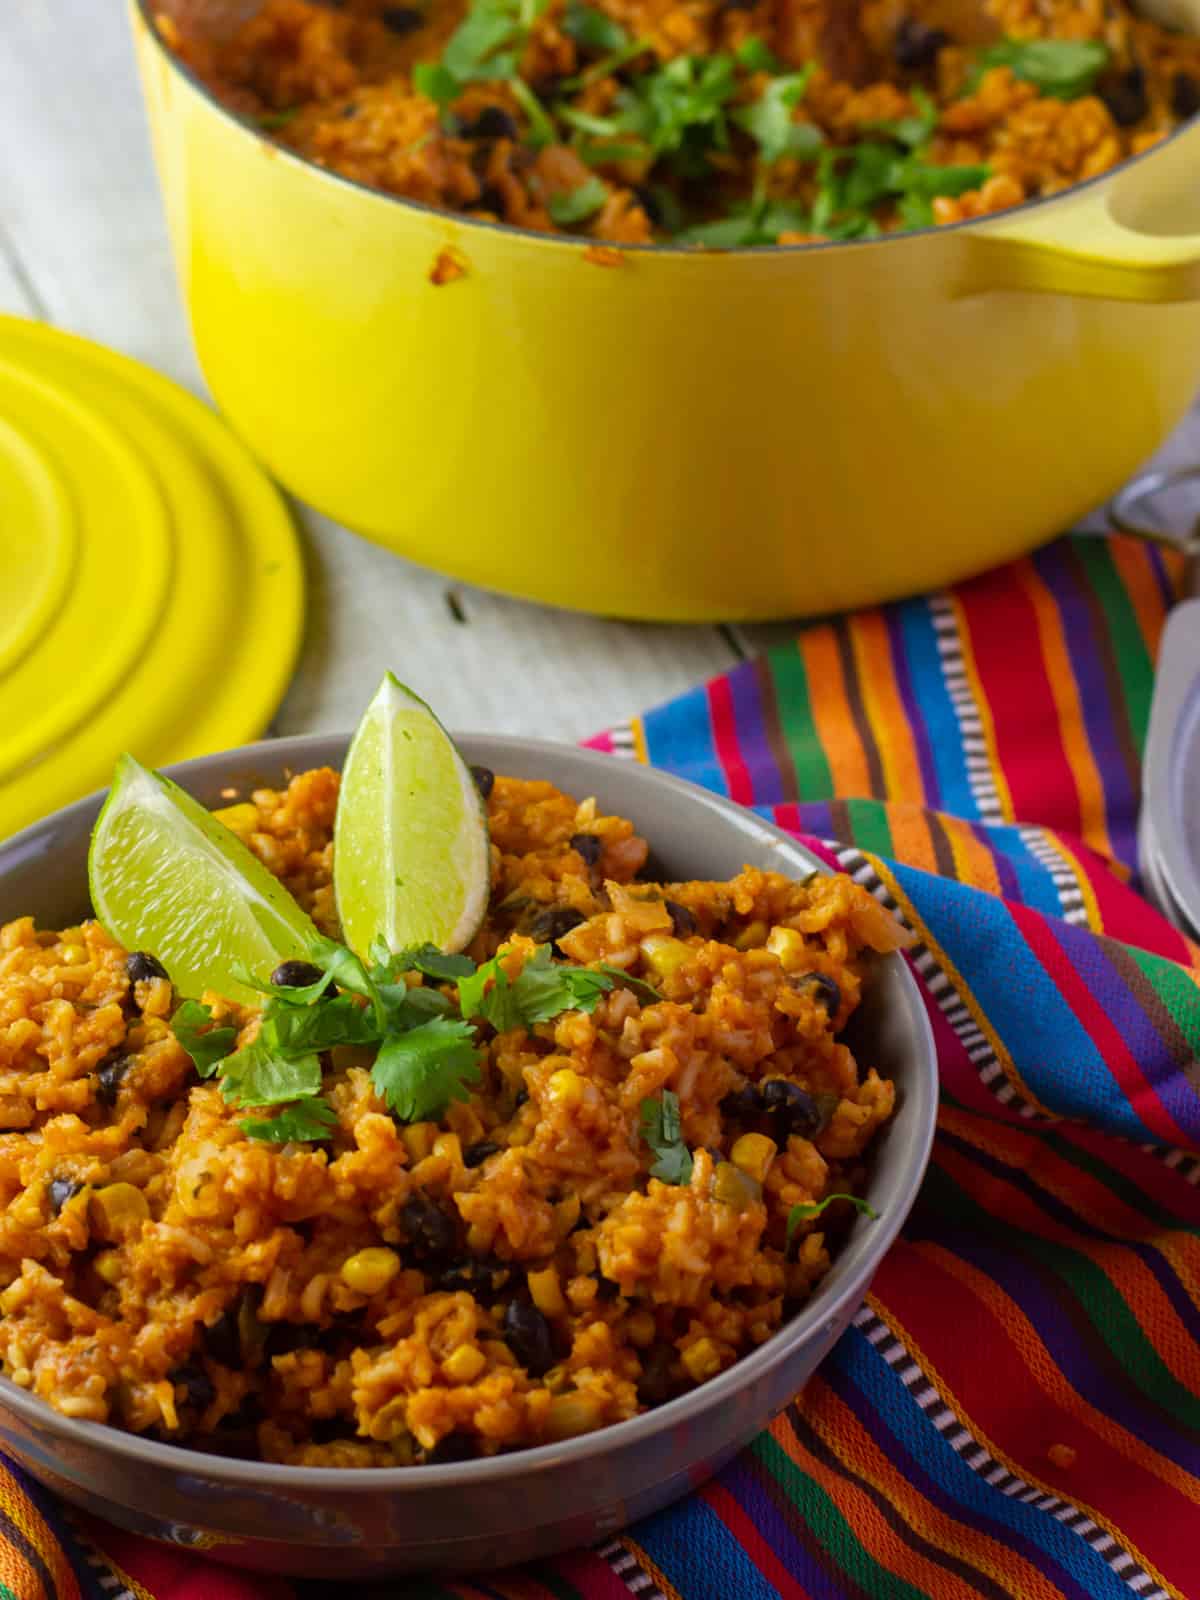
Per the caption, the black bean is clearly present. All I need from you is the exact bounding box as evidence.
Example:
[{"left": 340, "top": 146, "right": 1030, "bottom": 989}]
[
  {"left": 1172, "top": 73, "right": 1200, "bottom": 120},
  {"left": 791, "top": 971, "right": 841, "bottom": 1015},
  {"left": 426, "top": 1430, "right": 477, "bottom": 1463},
  {"left": 1100, "top": 66, "right": 1148, "bottom": 127},
  {"left": 470, "top": 765, "right": 495, "bottom": 799},
  {"left": 310, "top": 1416, "right": 355, "bottom": 1443},
  {"left": 380, "top": 5, "right": 424, "bottom": 34},
  {"left": 719, "top": 1084, "right": 762, "bottom": 1121},
  {"left": 568, "top": 832, "right": 603, "bottom": 866},
  {"left": 503, "top": 1299, "right": 555, "bottom": 1376},
  {"left": 48, "top": 1177, "right": 84, "bottom": 1215},
  {"left": 464, "top": 1139, "right": 501, "bottom": 1168},
  {"left": 171, "top": 1365, "right": 216, "bottom": 1410},
  {"left": 513, "top": 1087, "right": 529, "bottom": 1108},
  {"left": 526, "top": 905, "right": 585, "bottom": 950},
  {"left": 463, "top": 107, "right": 518, "bottom": 141},
  {"left": 341, "top": 102, "right": 359, "bottom": 118},
  {"left": 893, "top": 17, "right": 949, "bottom": 71},
  {"left": 474, "top": 184, "right": 506, "bottom": 216},
  {"left": 265, "top": 1322, "right": 323, "bottom": 1357},
  {"left": 201, "top": 1308, "right": 241, "bottom": 1367},
  {"left": 633, "top": 185, "right": 661, "bottom": 225},
  {"left": 636, "top": 1343, "right": 676, "bottom": 1406},
  {"left": 96, "top": 1052, "right": 133, "bottom": 1106},
  {"left": 270, "top": 960, "right": 326, "bottom": 989},
  {"left": 125, "top": 951, "right": 168, "bottom": 985},
  {"left": 664, "top": 899, "right": 697, "bottom": 937},
  {"left": 761, "top": 1079, "right": 822, "bottom": 1137},
  {"left": 401, "top": 1191, "right": 459, "bottom": 1263},
  {"left": 593, "top": 1273, "right": 621, "bottom": 1301}
]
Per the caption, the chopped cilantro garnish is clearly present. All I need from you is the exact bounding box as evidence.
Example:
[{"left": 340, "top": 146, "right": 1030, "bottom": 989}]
[
  {"left": 592, "top": 964, "right": 663, "bottom": 1004},
  {"left": 170, "top": 1000, "right": 237, "bottom": 1077},
  {"left": 639, "top": 1089, "right": 693, "bottom": 1184},
  {"left": 735, "top": 36, "right": 780, "bottom": 74},
  {"left": 548, "top": 176, "right": 609, "bottom": 225},
  {"left": 677, "top": 197, "right": 809, "bottom": 247},
  {"left": 891, "top": 157, "right": 990, "bottom": 199},
  {"left": 413, "top": 62, "right": 459, "bottom": 105},
  {"left": 257, "top": 108, "right": 298, "bottom": 129},
  {"left": 969, "top": 37, "right": 1108, "bottom": 100},
  {"left": 733, "top": 69, "right": 819, "bottom": 166},
  {"left": 241, "top": 1096, "right": 338, "bottom": 1143},
  {"left": 388, "top": 943, "right": 477, "bottom": 982},
  {"left": 459, "top": 944, "right": 618, "bottom": 1029},
  {"left": 786, "top": 1193, "right": 879, "bottom": 1242},
  {"left": 868, "top": 87, "right": 938, "bottom": 152},
  {"left": 563, "top": 2, "right": 628, "bottom": 55},
  {"left": 219, "top": 1035, "right": 323, "bottom": 1108},
  {"left": 507, "top": 76, "right": 558, "bottom": 146},
  {"left": 370, "top": 1017, "right": 482, "bottom": 1121}
]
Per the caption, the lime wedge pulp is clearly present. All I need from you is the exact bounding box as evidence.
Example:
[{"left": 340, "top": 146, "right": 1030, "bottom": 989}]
[
  {"left": 334, "top": 673, "right": 490, "bottom": 959},
  {"left": 89, "top": 754, "right": 322, "bottom": 1004}
]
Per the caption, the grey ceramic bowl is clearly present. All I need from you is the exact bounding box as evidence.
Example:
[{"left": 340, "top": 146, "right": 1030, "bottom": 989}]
[{"left": 0, "top": 734, "right": 936, "bottom": 1578}]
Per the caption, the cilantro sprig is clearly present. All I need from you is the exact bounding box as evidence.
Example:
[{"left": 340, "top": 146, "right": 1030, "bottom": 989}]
[
  {"left": 639, "top": 1089, "right": 694, "bottom": 1184},
  {"left": 172, "top": 933, "right": 659, "bottom": 1142},
  {"left": 968, "top": 37, "right": 1108, "bottom": 100},
  {"left": 786, "top": 1193, "right": 879, "bottom": 1243}
]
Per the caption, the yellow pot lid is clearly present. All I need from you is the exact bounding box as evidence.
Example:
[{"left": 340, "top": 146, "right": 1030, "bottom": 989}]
[{"left": 0, "top": 317, "right": 304, "bottom": 842}]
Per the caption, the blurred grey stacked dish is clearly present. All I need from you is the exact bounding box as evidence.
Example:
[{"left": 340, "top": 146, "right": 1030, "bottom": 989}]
[{"left": 1139, "top": 599, "right": 1200, "bottom": 939}]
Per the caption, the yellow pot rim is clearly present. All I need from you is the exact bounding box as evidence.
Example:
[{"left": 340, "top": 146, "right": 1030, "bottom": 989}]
[{"left": 133, "top": 0, "right": 1197, "bottom": 260}]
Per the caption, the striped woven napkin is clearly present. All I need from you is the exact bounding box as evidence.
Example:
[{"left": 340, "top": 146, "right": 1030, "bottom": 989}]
[{"left": 4, "top": 532, "right": 1198, "bottom": 1600}]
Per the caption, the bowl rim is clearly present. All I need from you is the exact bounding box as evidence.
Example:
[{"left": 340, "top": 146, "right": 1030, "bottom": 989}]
[
  {"left": 0, "top": 731, "right": 937, "bottom": 1493},
  {"left": 132, "top": 0, "right": 1195, "bottom": 261}
]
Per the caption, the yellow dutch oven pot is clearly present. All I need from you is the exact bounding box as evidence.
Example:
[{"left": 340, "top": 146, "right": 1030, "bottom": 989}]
[{"left": 133, "top": 1, "right": 1200, "bottom": 621}]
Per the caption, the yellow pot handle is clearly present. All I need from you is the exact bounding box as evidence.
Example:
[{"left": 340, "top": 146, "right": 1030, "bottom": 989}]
[{"left": 962, "top": 122, "right": 1200, "bottom": 304}]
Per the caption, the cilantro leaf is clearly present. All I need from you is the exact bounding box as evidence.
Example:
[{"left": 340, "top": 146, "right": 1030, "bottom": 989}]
[
  {"left": 241, "top": 1096, "right": 338, "bottom": 1143},
  {"left": 171, "top": 1000, "right": 238, "bottom": 1078},
  {"left": 970, "top": 37, "right": 1108, "bottom": 100},
  {"left": 267, "top": 994, "right": 381, "bottom": 1054},
  {"left": 868, "top": 87, "right": 937, "bottom": 151},
  {"left": 459, "top": 946, "right": 617, "bottom": 1029},
  {"left": 615, "top": 54, "right": 736, "bottom": 167},
  {"left": 370, "top": 1017, "right": 482, "bottom": 1121},
  {"left": 786, "top": 1193, "right": 879, "bottom": 1242},
  {"left": 564, "top": 2, "right": 628, "bottom": 54},
  {"left": 735, "top": 37, "right": 780, "bottom": 74},
  {"left": 891, "top": 158, "right": 989, "bottom": 199},
  {"left": 219, "top": 1036, "right": 322, "bottom": 1108},
  {"left": 548, "top": 176, "right": 609, "bottom": 225},
  {"left": 734, "top": 70, "right": 819, "bottom": 166},
  {"left": 413, "top": 62, "right": 460, "bottom": 105},
  {"left": 593, "top": 964, "right": 663, "bottom": 1003},
  {"left": 639, "top": 1089, "right": 694, "bottom": 1184},
  {"left": 507, "top": 76, "right": 558, "bottom": 146},
  {"left": 390, "top": 943, "right": 477, "bottom": 982}
]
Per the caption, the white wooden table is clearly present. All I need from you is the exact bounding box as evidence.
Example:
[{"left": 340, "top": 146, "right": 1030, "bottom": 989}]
[{"left": 2, "top": 0, "right": 1197, "bottom": 745}]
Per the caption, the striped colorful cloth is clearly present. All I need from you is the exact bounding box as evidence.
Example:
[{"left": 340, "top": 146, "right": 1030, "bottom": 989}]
[{"left": 2, "top": 532, "right": 1198, "bottom": 1600}]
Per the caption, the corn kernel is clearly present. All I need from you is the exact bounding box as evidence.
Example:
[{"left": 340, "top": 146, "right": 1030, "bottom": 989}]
[
  {"left": 402, "top": 1123, "right": 436, "bottom": 1163},
  {"left": 545, "top": 1068, "right": 585, "bottom": 1110},
  {"left": 545, "top": 1391, "right": 604, "bottom": 1440},
  {"left": 528, "top": 1265, "right": 567, "bottom": 1318},
  {"left": 639, "top": 934, "right": 691, "bottom": 979},
  {"left": 733, "top": 920, "right": 768, "bottom": 951},
  {"left": 340, "top": 1247, "right": 401, "bottom": 1295},
  {"left": 211, "top": 803, "right": 259, "bottom": 838},
  {"left": 93, "top": 1251, "right": 123, "bottom": 1284},
  {"left": 681, "top": 1337, "right": 724, "bottom": 1383},
  {"left": 432, "top": 1133, "right": 463, "bottom": 1168},
  {"left": 58, "top": 945, "right": 87, "bottom": 966},
  {"left": 765, "top": 926, "right": 805, "bottom": 970},
  {"left": 711, "top": 1161, "right": 759, "bottom": 1210},
  {"left": 730, "top": 1132, "right": 777, "bottom": 1185},
  {"left": 90, "top": 1183, "right": 150, "bottom": 1242},
  {"left": 442, "top": 1344, "right": 487, "bottom": 1383},
  {"left": 626, "top": 1310, "right": 656, "bottom": 1347},
  {"left": 542, "top": 1363, "right": 568, "bottom": 1393}
]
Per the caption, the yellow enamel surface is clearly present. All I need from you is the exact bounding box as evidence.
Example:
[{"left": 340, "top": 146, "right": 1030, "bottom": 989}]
[
  {"left": 0, "top": 316, "right": 303, "bottom": 841},
  {"left": 133, "top": 4, "right": 1200, "bottom": 622}
]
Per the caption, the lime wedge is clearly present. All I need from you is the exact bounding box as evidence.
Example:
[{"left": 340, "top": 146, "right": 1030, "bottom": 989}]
[
  {"left": 89, "top": 754, "right": 321, "bottom": 1004},
  {"left": 334, "top": 674, "right": 489, "bottom": 959}
]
